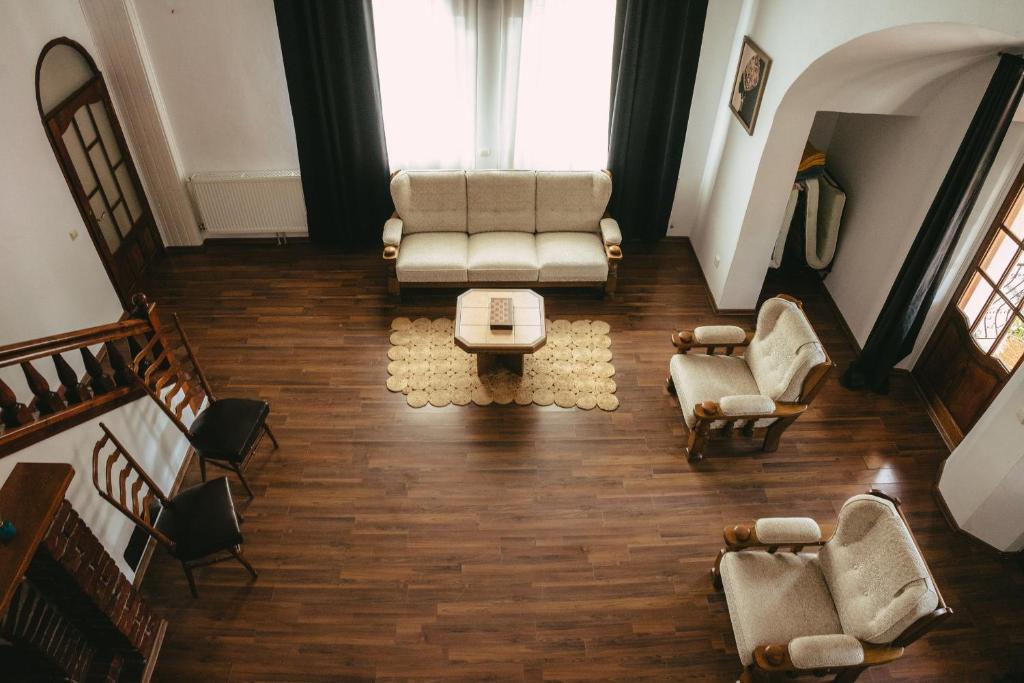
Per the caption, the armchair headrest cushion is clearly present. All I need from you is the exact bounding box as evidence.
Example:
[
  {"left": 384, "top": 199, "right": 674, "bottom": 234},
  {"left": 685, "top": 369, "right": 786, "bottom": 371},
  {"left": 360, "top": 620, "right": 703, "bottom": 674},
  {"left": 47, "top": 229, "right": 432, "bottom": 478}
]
[
  {"left": 745, "top": 297, "right": 826, "bottom": 401},
  {"left": 819, "top": 495, "right": 938, "bottom": 644}
]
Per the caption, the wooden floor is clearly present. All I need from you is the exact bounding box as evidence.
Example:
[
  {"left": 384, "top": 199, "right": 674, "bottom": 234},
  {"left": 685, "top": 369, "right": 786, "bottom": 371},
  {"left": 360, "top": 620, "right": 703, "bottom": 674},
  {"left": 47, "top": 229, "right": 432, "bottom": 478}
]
[{"left": 139, "top": 239, "right": 1023, "bottom": 682}]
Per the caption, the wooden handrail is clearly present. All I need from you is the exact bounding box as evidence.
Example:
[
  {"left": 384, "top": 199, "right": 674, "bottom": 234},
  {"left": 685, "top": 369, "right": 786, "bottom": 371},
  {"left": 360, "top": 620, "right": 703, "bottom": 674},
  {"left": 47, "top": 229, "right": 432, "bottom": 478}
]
[
  {"left": 0, "top": 319, "right": 153, "bottom": 367},
  {"left": 0, "top": 294, "right": 169, "bottom": 458}
]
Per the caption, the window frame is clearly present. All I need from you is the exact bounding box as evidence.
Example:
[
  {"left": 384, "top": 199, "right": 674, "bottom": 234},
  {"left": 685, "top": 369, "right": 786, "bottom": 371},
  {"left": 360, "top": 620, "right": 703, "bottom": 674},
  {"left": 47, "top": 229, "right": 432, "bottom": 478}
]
[{"left": 956, "top": 162, "right": 1024, "bottom": 374}]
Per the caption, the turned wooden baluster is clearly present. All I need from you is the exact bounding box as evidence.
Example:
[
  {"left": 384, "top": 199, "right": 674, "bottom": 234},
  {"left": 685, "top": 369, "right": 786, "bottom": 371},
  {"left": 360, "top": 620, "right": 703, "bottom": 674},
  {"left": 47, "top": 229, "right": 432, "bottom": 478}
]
[
  {"left": 0, "top": 377, "right": 33, "bottom": 428},
  {"left": 105, "top": 341, "right": 133, "bottom": 388},
  {"left": 127, "top": 336, "right": 150, "bottom": 378},
  {"left": 21, "top": 361, "right": 66, "bottom": 415},
  {"left": 52, "top": 353, "right": 90, "bottom": 405},
  {"left": 80, "top": 347, "right": 115, "bottom": 395}
]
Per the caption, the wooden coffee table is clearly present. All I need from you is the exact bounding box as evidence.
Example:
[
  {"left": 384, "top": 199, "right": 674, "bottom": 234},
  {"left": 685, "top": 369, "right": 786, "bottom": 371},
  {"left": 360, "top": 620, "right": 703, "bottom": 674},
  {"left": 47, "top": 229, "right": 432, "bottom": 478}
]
[{"left": 454, "top": 289, "right": 546, "bottom": 376}]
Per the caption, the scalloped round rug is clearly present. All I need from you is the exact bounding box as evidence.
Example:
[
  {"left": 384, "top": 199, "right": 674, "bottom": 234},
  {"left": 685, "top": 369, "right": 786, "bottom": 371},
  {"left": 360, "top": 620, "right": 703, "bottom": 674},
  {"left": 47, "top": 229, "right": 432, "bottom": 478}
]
[{"left": 386, "top": 317, "right": 618, "bottom": 410}]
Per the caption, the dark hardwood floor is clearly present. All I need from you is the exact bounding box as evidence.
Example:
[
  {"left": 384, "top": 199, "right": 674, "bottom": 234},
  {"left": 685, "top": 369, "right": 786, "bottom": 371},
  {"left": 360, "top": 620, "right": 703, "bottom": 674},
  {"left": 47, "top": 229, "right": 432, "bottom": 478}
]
[{"left": 139, "top": 239, "right": 1023, "bottom": 682}]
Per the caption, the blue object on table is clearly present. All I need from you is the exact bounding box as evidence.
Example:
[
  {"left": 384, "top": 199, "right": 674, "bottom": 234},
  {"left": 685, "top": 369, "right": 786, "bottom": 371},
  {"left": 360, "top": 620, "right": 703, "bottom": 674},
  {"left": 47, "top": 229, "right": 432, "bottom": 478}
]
[{"left": 0, "top": 519, "right": 16, "bottom": 541}]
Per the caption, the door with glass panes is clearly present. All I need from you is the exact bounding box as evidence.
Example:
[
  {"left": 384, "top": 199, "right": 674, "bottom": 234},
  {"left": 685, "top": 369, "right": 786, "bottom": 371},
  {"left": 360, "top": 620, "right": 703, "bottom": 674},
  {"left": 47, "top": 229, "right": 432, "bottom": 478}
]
[
  {"left": 37, "top": 38, "right": 162, "bottom": 307},
  {"left": 915, "top": 162, "right": 1024, "bottom": 445}
]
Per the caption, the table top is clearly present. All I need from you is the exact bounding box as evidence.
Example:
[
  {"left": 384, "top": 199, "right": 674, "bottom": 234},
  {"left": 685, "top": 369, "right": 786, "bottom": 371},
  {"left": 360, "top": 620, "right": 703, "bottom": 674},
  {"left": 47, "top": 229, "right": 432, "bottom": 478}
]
[{"left": 454, "top": 289, "right": 546, "bottom": 354}]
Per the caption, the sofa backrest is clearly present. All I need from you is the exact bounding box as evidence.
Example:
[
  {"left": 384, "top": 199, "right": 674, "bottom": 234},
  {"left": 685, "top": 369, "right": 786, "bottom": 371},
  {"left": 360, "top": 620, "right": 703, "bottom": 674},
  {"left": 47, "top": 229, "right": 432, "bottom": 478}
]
[
  {"left": 390, "top": 170, "right": 612, "bottom": 235},
  {"left": 745, "top": 297, "right": 827, "bottom": 402},
  {"left": 536, "top": 171, "right": 612, "bottom": 233},
  {"left": 466, "top": 170, "right": 536, "bottom": 234},
  {"left": 818, "top": 495, "right": 939, "bottom": 644},
  {"left": 391, "top": 170, "right": 467, "bottom": 234}
]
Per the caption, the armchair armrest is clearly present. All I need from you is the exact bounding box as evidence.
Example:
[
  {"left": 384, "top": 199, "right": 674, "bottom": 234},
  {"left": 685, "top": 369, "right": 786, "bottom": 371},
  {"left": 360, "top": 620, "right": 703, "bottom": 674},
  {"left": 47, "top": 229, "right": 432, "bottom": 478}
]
[
  {"left": 754, "top": 517, "right": 821, "bottom": 544},
  {"left": 383, "top": 217, "right": 403, "bottom": 246},
  {"left": 672, "top": 327, "right": 754, "bottom": 353},
  {"left": 754, "top": 635, "right": 866, "bottom": 672},
  {"left": 722, "top": 508, "right": 823, "bottom": 551},
  {"left": 719, "top": 394, "right": 775, "bottom": 417},
  {"left": 599, "top": 217, "right": 622, "bottom": 246},
  {"left": 693, "top": 325, "right": 747, "bottom": 345}
]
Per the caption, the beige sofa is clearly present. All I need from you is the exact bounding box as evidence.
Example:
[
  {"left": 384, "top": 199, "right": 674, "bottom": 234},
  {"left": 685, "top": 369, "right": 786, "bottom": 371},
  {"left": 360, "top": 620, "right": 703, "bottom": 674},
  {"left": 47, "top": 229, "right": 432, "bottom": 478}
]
[{"left": 381, "top": 170, "right": 623, "bottom": 295}]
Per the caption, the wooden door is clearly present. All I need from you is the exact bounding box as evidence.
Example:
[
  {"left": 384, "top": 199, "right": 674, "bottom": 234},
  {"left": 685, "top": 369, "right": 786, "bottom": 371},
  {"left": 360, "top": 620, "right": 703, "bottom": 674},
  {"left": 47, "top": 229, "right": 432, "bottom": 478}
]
[
  {"left": 915, "top": 162, "right": 1024, "bottom": 445},
  {"left": 37, "top": 39, "right": 163, "bottom": 307}
]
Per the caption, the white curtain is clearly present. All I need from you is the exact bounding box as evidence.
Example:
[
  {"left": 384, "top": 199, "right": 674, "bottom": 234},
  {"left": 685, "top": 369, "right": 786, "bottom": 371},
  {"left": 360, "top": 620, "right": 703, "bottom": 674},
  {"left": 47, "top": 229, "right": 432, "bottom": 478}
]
[
  {"left": 372, "top": 0, "right": 615, "bottom": 171},
  {"left": 373, "top": 0, "right": 478, "bottom": 169},
  {"left": 512, "top": 0, "right": 616, "bottom": 169}
]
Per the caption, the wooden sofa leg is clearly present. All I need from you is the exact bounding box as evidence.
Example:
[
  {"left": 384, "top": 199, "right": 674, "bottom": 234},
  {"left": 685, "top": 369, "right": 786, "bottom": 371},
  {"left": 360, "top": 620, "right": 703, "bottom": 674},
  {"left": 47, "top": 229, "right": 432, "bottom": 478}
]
[
  {"left": 605, "top": 261, "right": 619, "bottom": 298},
  {"left": 387, "top": 274, "right": 400, "bottom": 297}
]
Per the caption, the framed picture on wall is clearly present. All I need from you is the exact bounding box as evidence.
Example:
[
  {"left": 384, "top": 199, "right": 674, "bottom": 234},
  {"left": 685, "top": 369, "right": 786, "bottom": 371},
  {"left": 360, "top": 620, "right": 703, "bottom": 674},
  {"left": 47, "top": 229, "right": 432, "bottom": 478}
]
[{"left": 729, "top": 36, "right": 772, "bottom": 135}]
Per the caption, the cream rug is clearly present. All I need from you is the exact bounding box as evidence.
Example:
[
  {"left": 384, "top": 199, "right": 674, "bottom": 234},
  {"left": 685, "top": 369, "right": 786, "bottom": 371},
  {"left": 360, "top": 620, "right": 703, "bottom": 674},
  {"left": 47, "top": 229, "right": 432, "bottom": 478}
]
[{"left": 386, "top": 317, "right": 618, "bottom": 410}]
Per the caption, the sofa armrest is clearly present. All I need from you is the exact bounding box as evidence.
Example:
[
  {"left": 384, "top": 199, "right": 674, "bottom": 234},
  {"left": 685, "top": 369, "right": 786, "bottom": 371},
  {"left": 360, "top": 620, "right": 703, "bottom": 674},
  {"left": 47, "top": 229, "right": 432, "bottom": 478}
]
[
  {"left": 754, "top": 636, "right": 866, "bottom": 672},
  {"left": 383, "top": 217, "right": 403, "bottom": 246},
  {"left": 753, "top": 517, "right": 822, "bottom": 544},
  {"left": 600, "top": 217, "right": 622, "bottom": 246}
]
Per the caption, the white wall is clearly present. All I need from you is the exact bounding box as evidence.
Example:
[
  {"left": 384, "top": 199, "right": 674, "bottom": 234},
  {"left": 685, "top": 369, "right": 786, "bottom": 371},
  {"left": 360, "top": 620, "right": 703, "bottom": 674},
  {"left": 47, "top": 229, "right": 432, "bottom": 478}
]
[
  {"left": 0, "top": 0, "right": 192, "bottom": 579},
  {"left": 666, "top": 0, "right": 745, "bottom": 236},
  {"left": 0, "top": 0, "right": 123, "bottom": 338},
  {"left": 685, "top": 3, "right": 1024, "bottom": 310},
  {"left": 939, "top": 366, "right": 1024, "bottom": 552},
  {"left": 131, "top": 0, "right": 299, "bottom": 174},
  {"left": 821, "top": 61, "right": 994, "bottom": 346}
]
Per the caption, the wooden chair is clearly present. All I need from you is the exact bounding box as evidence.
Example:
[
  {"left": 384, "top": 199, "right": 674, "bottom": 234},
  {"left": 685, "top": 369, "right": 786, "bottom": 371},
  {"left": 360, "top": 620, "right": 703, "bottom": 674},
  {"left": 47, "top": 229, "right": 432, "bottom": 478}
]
[
  {"left": 712, "top": 489, "right": 952, "bottom": 682},
  {"left": 667, "top": 294, "right": 832, "bottom": 460},
  {"left": 92, "top": 423, "right": 257, "bottom": 598},
  {"left": 130, "top": 297, "right": 277, "bottom": 498}
]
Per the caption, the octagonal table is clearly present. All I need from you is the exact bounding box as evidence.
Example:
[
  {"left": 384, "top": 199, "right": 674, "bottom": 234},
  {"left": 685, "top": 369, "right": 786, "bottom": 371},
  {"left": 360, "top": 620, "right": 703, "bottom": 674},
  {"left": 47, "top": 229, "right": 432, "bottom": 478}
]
[{"left": 454, "top": 289, "right": 546, "bottom": 376}]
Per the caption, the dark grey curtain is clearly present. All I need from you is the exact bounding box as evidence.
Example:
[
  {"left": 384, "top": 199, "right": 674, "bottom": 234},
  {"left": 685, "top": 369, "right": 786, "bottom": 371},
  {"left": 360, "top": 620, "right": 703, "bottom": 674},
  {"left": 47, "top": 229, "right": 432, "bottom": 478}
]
[
  {"left": 274, "top": 0, "right": 392, "bottom": 247},
  {"left": 608, "top": 0, "right": 708, "bottom": 243},
  {"left": 842, "top": 53, "right": 1024, "bottom": 392}
]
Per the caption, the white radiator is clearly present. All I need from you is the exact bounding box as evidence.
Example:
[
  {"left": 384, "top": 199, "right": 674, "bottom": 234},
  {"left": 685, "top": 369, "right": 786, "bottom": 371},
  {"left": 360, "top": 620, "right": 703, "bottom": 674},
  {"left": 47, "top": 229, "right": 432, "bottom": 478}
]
[{"left": 187, "top": 170, "right": 307, "bottom": 237}]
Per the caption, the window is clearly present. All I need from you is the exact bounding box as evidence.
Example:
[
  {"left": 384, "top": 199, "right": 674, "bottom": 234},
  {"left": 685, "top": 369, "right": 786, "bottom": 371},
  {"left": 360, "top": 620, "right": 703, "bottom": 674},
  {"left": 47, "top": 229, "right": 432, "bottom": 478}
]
[
  {"left": 957, "top": 183, "right": 1024, "bottom": 371},
  {"left": 372, "top": 0, "right": 616, "bottom": 170}
]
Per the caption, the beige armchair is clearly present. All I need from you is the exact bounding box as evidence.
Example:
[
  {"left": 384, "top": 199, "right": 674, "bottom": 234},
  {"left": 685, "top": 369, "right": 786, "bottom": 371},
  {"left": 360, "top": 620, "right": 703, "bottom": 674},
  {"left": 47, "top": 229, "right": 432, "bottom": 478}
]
[
  {"left": 667, "top": 294, "right": 832, "bottom": 460},
  {"left": 712, "top": 490, "right": 952, "bottom": 682}
]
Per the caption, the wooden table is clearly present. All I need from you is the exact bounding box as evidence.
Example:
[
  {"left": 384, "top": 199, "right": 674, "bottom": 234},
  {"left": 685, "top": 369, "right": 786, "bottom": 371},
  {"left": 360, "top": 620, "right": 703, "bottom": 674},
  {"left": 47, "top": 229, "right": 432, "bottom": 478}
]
[{"left": 454, "top": 289, "right": 546, "bottom": 376}]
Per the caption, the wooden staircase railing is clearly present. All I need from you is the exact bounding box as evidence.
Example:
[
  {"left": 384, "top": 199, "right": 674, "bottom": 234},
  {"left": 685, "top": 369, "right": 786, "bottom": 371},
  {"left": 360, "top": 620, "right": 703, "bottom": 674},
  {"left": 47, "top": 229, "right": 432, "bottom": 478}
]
[{"left": 0, "top": 294, "right": 166, "bottom": 458}]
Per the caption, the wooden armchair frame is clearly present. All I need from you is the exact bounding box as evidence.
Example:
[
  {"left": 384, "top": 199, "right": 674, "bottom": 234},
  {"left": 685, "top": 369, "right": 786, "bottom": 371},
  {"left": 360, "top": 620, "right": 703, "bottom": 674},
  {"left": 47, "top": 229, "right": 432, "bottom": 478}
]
[
  {"left": 712, "top": 489, "right": 953, "bottom": 683},
  {"left": 667, "top": 294, "right": 833, "bottom": 461},
  {"left": 383, "top": 169, "right": 623, "bottom": 297},
  {"left": 129, "top": 295, "right": 277, "bottom": 498},
  {"left": 93, "top": 423, "right": 257, "bottom": 598}
]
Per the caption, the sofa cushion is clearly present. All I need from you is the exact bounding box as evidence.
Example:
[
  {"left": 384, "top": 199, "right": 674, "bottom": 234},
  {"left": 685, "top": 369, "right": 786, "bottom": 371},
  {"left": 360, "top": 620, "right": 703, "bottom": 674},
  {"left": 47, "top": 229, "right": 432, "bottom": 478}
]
[
  {"left": 467, "top": 171, "right": 536, "bottom": 234},
  {"left": 467, "top": 232, "right": 538, "bottom": 282},
  {"left": 391, "top": 171, "right": 467, "bottom": 234},
  {"left": 669, "top": 353, "right": 777, "bottom": 429},
  {"left": 720, "top": 551, "right": 843, "bottom": 666},
  {"left": 396, "top": 232, "right": 468, "bottom": 282},
  {"left": 536, "top": 232, "right": 608, "bottom": 282},
  {"left": 536, "top": 171, "right": 612, "bottom": 232},
  {"left": 745, "top": 297, "right": 827, "bottom": 401},
  {"left": 818, "top": 495, "right": 938, "bottom": 644}
]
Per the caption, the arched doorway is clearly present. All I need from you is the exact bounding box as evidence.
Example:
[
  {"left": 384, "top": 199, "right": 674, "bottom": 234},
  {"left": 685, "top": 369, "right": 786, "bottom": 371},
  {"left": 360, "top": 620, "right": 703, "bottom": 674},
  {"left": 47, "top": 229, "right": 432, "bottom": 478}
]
[{"left": 36, "top": 38, "right": 163, "bottom": 307}]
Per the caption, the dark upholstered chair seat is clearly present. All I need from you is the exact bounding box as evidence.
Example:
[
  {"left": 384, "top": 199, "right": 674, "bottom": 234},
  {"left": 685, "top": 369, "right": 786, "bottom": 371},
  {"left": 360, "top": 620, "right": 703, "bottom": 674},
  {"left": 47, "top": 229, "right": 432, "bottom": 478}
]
[
  {"left": 156, "top": 476, "right": 243, "bottom": 561},
  {"left": 190, "top": 398, "right": 270, "bottom": 463}
]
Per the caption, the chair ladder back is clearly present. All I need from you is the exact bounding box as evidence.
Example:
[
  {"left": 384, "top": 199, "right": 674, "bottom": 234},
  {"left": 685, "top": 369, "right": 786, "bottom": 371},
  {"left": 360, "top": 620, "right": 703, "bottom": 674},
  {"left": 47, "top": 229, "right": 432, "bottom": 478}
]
[
  {"left": 92, "top": 422, "right": 175, "bottom": 551},
  {"left": 172, "top": 313, "right": 216, "bottom": 403},
  {"left": 129, "top": 300, "right": 208, "bottom": 436}
]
